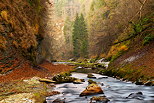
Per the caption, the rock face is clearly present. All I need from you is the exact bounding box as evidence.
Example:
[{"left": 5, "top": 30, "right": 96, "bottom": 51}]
[
  {"left": 90, "top": 96, "right": 109, "bottom": 103},
  {"left": 80, "top": 83, "right": 104, "bottom": 96}
]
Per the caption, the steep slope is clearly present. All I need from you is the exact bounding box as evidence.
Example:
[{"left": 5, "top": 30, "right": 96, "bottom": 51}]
[{"left": 0, "top": 0, "right": 42, "bottom": 74}]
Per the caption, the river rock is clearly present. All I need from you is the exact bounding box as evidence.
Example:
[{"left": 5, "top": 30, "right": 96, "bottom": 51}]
[
  {"left": 144, "top": 81, "right": 154, "bottom": 86},
  {"left": 101, "top": 82, "right": 104, "bottom": 86},
  {"left": 88, "top": 79, "right": 97, "bottom": 84},
  {"left": 135, "top": 81, "right": 144, "bottom": 85},
  {"left": 52, "top": 98, "right": 66, "bottom": 103},
  {"left": 73, "top": 79, "right": 84, "bottom": 84},
  {"left": 39, "top": 78, "right": 56, "bottom": 83},
  {"left": 90, "top": 96, "right": 109, "bottom": 103},
  {"left": 126, "top": 92, "right": 144, "bottom": 100},
  {"left": 80, "top": 83, "right": 104, "bottom": 96},
  {"left": 87, "top": 73, "right": 96, "bottom": 79},
  {"left": 97, "top": 76, "right": 108, "bottom": 79},
  {"left": 52, "top": 74, "right": 76, "bottom": 83}
]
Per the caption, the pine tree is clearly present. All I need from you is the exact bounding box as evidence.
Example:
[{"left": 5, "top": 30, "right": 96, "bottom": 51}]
[
  {"left": 80, "top": 13, "right": 88, "bottom": 57},
  {"left": 72, "top": 13, "right": 88, "bottom": 58},
  {"left": 72, "top": 13, "right": 80, "bottom": 57}
]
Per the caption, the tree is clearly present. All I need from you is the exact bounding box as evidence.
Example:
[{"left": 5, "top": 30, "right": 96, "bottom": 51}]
[
  {"left": 72, "top": 13, "right": 80, "bottom": 57},
  {"left": 72, "top": 13, "right": 88, "bottom": 58}
]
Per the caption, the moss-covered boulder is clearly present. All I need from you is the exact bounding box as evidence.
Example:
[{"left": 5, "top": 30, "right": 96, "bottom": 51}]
[
  {"left": 88, "top": 79, "right": 97, "bottom": 84},
  {"left": 87, "top": 73, "right": 96, "bottom": 79},
  {"left": 52, "top": 73, "right": 76, "bottom": 83}
]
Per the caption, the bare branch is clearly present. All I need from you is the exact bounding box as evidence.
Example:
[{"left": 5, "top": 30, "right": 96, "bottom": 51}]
[
  {"left": 129, "top": 0, "right": 148, "bottom": 22},
  {"left": 138, "top": 0, "right": 143, "bottom": 4}
]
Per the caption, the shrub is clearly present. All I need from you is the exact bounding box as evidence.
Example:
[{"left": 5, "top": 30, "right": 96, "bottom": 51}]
[{"left": 143, "top": 34, "right": 154, "bottom": 45}]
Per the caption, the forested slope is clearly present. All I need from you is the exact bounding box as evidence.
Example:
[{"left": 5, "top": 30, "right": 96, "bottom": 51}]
[{"left": 0, "top": 0, "right": 42, "bottom": 74}]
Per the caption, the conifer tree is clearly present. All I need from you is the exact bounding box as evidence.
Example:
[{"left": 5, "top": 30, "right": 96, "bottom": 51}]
[
  {"left": 72, "top": 14, "right": 80, "bottom": 57},
  {"left": 72, "top": 13, "right": 88, "bottom": 58}
]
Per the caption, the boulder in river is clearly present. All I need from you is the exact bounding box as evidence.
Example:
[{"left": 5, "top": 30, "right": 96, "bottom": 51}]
[
  {"left": 80, "top": 83, "right": 104, "bottom": 96},
  {"left": 52, "top": 73, "right": 76, "bottom": 83},
  {"left": 90, "top": 96, "right": 109, "bottom": 103},
  {"left": 126, "top": 92, "right": 144, "bottom": 100},
  {"left": 88, "top": 79, "right": 97, "bottom": 84},
  {"left": 87, "top": 73, "right": 96, "bottom": 79},
  {"left": 73, "top": 79, "right": 85, "bottom": 84}
]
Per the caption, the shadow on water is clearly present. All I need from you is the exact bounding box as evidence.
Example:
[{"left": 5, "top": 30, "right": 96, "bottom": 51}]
[{"left": 46, "top": 73, "right": 154, "bottom": 103}]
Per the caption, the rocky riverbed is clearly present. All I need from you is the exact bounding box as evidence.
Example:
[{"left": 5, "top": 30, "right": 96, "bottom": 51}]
[{"left": 46, "top": 73, "right": 154, "bottom": 103}]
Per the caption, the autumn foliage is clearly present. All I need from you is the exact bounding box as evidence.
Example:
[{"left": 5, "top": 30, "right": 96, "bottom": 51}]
[{"left": 0, "top": 0, "right": 42, "bottom": 74}]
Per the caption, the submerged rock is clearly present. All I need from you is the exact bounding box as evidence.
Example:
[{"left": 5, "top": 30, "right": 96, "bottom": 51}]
[
  {"left": 90, "top": 96, "right": 109, "bottom": 103},
  {"left": 80, "top": 83, "right": 104, "bottom": 96},
  {"left": 52, "top": 98, "right": 66, "bottom": 103},
  {"left": 97, "top": 76, "right": 108, "bottom": 79},
  {"left": 87, "top": 73, "right": 96, "bottom": 79},
  {"left": 126, "top": 92, "right": 144, "bottom": 100}
]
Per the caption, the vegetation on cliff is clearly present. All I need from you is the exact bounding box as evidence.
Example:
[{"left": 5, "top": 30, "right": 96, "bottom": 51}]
[{"left": 0, "top": 0, "right": 42, "bottom": 74}]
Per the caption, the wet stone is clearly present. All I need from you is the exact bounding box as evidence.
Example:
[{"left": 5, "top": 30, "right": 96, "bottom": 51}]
[
  {"left": 80, "top": 83, "right": 104, "bottom": 96},
  {"left": 90, "top": 96, "right": 109, "bottom": 103},
  {"left": 126, "top": 92, "right": 144, "bottom": 100},
  {"left": 52, "top": 98, "right": 66, "bottom": 103},
  {"left": 87, "top": 73, "right": 96, "bottom": 79}
]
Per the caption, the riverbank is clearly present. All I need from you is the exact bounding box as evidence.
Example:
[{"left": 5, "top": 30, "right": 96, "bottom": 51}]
[
  {"left": 101, "top": 42, "right": 154, "bottom": 86},
  {"left": 0, "top": 61, "right": 73, "bottom": 103},
  {"left": 0, "top": 61, "right": 73, "bottom": 82}
]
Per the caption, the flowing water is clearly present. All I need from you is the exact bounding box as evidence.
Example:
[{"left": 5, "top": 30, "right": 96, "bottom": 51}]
[{"left": 46, "top": 73, "right": 154, "bottom": 103}]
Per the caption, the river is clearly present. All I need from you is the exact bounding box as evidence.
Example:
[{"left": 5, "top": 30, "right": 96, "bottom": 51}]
[{"left": 46, "top": 73, "right": 154, "bottom": 103}]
